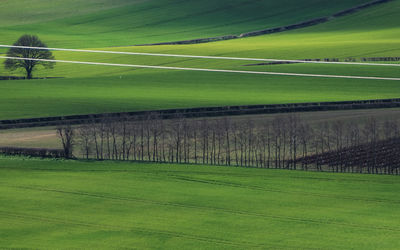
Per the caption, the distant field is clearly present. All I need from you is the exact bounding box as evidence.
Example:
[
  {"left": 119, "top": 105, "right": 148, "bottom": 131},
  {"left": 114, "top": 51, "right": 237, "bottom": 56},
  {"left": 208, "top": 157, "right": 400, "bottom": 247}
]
[
  {"left": 0, "top": 0, "right": 372, "bottom": 47},
  {"left": 1, "top": 1, "right": 399, "bottom": 248},
  {"left": 0, "top": 156, "right": 399, "bottom": 249},
  {"left": 0, "top": 49, "right": 399, "bottom": 119},
  {"left": 1, "top": 69, "right": 400, "bottom": 120},
  {"left": 0, "top": 0, "right": 399, "bottom": 120}
]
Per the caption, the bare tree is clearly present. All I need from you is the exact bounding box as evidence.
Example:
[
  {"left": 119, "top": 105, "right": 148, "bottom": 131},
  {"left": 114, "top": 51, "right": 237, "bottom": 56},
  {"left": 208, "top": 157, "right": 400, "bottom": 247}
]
[
  {"left": 57, "top": 125, "right": 74, "bottom": 159},
  {"left": 363, "top": 117, "right": 378, "bottom": 174},
  {"left": 77, "top": 123, "right": 92, "bottom": 159},
  {"left": 222, "top": 118, "right": 231, "bottom": 166},
  {"left": 272, "top": 117, "right": 283, "bottom": 168},
  {"left": 192, "top": 121, "right": 199, "bottom": 164},
  {"left": 298, "top": 122, "right": 312, "bottom": 171},
  {"left": 200, "top": 120, "right": 209, "bottom": 164},
  {"left": 332, "top": 121, "right": 345, "bottom": 172},
  {"left": 287, "top": 115, "right": 300, "bottom": 170}
]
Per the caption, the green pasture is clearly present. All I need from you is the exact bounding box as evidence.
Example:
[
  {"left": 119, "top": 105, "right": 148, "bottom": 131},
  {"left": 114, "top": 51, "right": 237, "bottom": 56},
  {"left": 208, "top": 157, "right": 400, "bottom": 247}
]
[
  {"left": 1, "top": 1, "right": 400, "bottom": 249},
  {"left": 0, "top": 156, "right": 399, "bottom": 249},
  {"left": 1, "top": 69, "right": 400, "bottom": 120},
  {"left": 0, "top": 0, "right": 372, "bottom": 47},
  {"left": 0, "top": 0, "right": 399, "bottom": 120}
]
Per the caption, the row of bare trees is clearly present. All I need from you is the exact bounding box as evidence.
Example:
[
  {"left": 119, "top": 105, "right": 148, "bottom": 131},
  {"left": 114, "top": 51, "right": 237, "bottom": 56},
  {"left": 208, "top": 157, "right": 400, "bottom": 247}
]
[{"left": 57, "top": 114, "right": 400, "bottom": 174}]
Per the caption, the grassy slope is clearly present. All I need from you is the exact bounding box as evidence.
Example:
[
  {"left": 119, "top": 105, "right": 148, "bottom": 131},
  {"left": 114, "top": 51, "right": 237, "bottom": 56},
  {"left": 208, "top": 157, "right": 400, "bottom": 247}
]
[
  {"left": 0, "top": 0, "right": 137, "bottom": 27},
  {"left": 0, "top": 0, "right": 371, "bottom": 47},
  {"left": 0, "top": 0, "right": 399, "bottom": 119},
  {"left": 1, "top": 71, "right": 400, "bottom": 120},
  {"left": 0, "top": 156, "right": 399, "bottom": 249}
]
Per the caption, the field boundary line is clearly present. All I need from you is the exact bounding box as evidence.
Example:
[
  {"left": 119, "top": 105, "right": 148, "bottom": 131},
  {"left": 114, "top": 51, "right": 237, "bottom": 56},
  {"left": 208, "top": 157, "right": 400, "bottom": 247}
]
[
  {"left": 0, "top": 45, "right": 399, "bottom": 67},
  {"left": 1, "top": 56, "right": 399, "bottom": 81},
  {"left": 2, "top": 98, "right": 400, "bottom": 129}
]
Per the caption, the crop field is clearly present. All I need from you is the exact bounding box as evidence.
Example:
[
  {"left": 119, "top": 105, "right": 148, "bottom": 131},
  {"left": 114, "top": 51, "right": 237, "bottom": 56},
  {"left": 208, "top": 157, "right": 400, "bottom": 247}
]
[
  {"left": 0, "top": 0, "right": 399, "bottom": 119},
  {"left": 0, "top": 156, "right": 399, "bottom": 249},
  {"left": 0, "top": 0, "right": 375, "bottom": 47},
  {"left": 1, "top": 1, "right": 400, "bottom": 248}
]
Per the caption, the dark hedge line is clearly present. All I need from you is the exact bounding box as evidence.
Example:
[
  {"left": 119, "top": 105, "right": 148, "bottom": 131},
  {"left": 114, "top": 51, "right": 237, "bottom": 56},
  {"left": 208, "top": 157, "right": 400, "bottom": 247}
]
[
  {"left": 138, "top": 35, "right": 238, "bottom": 46},
  {"left": 333, "top": 0, "right": 393, "bottom": 17},
  {"left": 0, "top": 147, "right": 65, "bottom": 158},
  {"left": 241, "top": 0, "right": 393, "bottom": 38},
  {"left": 1, "top": 98, "right": 400, "bottom": 130},
  {"left": 139, "top": 0, "right": 393, "bottom": 45},
  {"left": 0, "top": 76, "right": 64, "bottom": 80},
  {"left": 245, "top": 57, "right": 400, "bottom": 66}
]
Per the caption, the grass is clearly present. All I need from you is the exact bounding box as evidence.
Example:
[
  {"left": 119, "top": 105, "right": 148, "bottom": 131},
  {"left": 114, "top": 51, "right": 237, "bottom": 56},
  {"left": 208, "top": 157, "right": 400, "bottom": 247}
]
[
  {"left": 0, "top": 156, "right": 399, "bottom": 249},
  {"left": 0, "top": 0, "right": 399, "bottom": 120},
  {"left": 0, "top": 0, "right": 372, "bottom": 47},
  {"left": 1, "top": 2, "right": 399, "bottom": 249},
  {"left": 1, "top": 70, "right": 400, "bottom": 120}
]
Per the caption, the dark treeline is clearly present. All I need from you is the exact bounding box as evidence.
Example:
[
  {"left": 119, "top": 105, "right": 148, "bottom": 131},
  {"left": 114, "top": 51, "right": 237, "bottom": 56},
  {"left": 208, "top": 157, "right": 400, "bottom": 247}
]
[
  {"left": 57, "top": 114, "right": 400, "bottom": 175},
  {"left": 0, "top": 146, "right": 65, "bottom": 158},
  {"left": 245, "top": 57, "right": 400, "bottom": 67},
  {"left": 362, "top": 57, "right": 400, "bottom": 62},
  {"left": 300, "top": 57, "right": 400, "bottom": 62}
]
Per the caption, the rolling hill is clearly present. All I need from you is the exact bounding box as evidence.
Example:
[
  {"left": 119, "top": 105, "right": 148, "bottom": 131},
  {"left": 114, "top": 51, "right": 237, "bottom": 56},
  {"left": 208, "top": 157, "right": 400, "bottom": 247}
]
[
  {"left": 1, "top": 156, "right": 399, "bottom": 249},
  {"left": 1, "top": 2, "right": 400, "bottom": 249},
  {"left": 0, "top": 0, "right": 378, "bottom": 47},
  {"left": 0, "top": 0, "right": 399, "bottom": 119}
]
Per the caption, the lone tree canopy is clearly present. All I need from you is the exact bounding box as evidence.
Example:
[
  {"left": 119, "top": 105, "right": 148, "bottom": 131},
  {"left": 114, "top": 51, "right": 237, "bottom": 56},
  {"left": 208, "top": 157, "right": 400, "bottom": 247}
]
[{"left": 4, "top": 35, "right": 55, "bottom": 79}]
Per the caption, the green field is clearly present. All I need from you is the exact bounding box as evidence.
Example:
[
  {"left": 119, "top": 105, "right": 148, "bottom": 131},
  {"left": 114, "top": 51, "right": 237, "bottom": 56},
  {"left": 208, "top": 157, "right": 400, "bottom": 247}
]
[
  {"left": 0, "top": 0, "right": 374, "bottom": 47},
  {"left": 0, "top": 0, "right": 399, "bottom": 119},
  {"left": 1, "top": 1, "right": 400, "bottom": 249},
  {"left": 0, "top": 156, "right": 399, "bottom": 249},
  {"left": 1, "top": 70, "right": 400, "bottom": 120}
]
